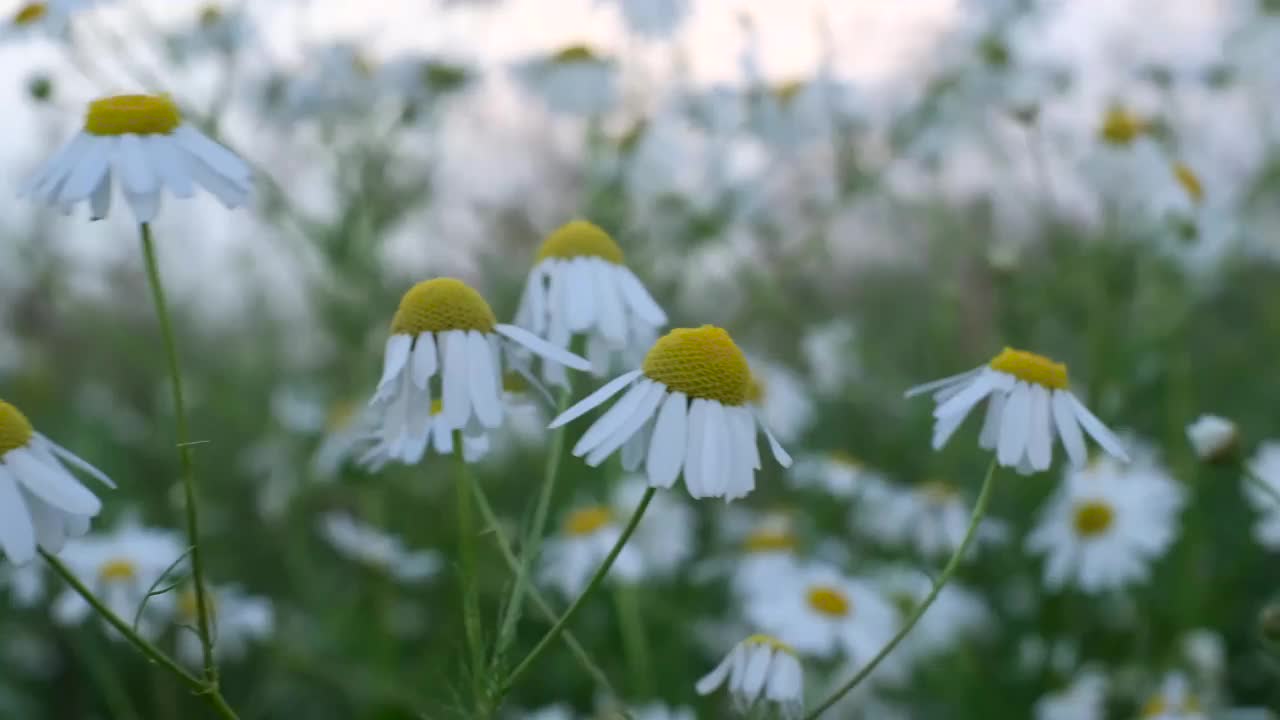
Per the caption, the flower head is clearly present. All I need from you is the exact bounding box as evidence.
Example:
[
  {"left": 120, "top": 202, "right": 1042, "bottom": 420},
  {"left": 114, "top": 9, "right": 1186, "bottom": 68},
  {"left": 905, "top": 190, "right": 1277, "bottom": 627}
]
[
  {"left": 175, "top": 584, "right": 273, "bottom": 665},
  {"left": 0, "top": 400, "right": 114, "bottom": 565},
  {"left": 21, "top": 93, "right": 253, "bottom": 223},
  {"left": 539, "top": 503, "right": 643, "bottom": 597},
  {"left": 695, "top": 634, "right": 804, "bottom": 719},
  {"left": 1140, "top": 673, "right": 1206, "bottom": 720},
  {"left": 1099, "top": 105, "right": 1149, "bottom": 146},
  {"left": 906, "top": 347, "right": 1129, "bottom": 475},
  {"left": 1035, "top": 671, "right": 1107, "bottom": 720},
  {"left": 515, "top": 45, "right": 617, "bottom": 116},
  {"left": 1244, "top": 442, "right": 1280, "bottom": 550},
  {"left": 51, "top": 523, "right": 183, "bottom": 637},
  {"left": 319, "top": 513, "right": 442, "bottom": 584},
  {"left": 856, "top": 478, "right": 1008, "bottom": 560},
  {"left": 1185, "top": 414, "right": 1237, "bottom": 463},
  {"left": 550, "top": 326, "right": 791, "bottom": 500},
  {"left": 745, "top": 564, "right": 898, "bottom": 662}
]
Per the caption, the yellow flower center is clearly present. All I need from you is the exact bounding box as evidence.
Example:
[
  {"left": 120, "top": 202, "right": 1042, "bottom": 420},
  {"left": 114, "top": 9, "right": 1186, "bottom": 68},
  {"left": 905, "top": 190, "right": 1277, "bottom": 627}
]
[
  {"left": 84, "top": 95, "right": 183, "bottom": 137},
  {"left": 13, "top": 2, "right": 46, "bottom": 25},
  {"left": 430, "top": 399, "right": 444, "bottom": 415},
  {"left": 0, "top": 401, "right": 35, "bottom": 456},
  {"left": 1140, "top": 697, "right": 1166, "bottom": 717},
  {"left": 829, "top": 451, "right": 863, "bottom": 470},
  {"left": 742, "top": 529, "right": 796, "bottom": 554},
  {"left": 1072, "top": 500, "right": 1115, "bottom": 538},
  {"left": 198, "top": 4, "right": 223, "bottom": 27},
  {"left": 642, "top": 326, "right": 751, "bottom": 405},
  {"left": 564, "top": 506, "right": 612, "bottom": 536},
  {"left": 326, "top": 401, "right": 357, "bottom": 431},
  {"left": 552, "top": 44, "right": 600, "bottom": 63},
  {"left": 502, "top": 371, "right": 529, "bottom": 395},
  {"left": 773, "top": 79, "right": 806, "bottom": 106},
  {"left": 989, "top": 347, "right": 1068, "bottom": 390},
  {"left": 919, "top": 480, "right": 957, "bottom": 505},
  {"left": 535, "top": 220, "right": 624, "bottom": 264},
  {"left": 1099, "top": 106, "right": 1148, "bottom": 146},
  {"left": 744, "top": 634, "right": 797, "bottom": 656},
  {"left": 1140, "top": 694, "right": 1198, "bottom": 718},
  {"left": 1173, "top": 162, "right": 1203, "bottom": 204},
  {"left": 98, "top": 559, "right": 138, "bottom": 583},
  {"left": 389, "top": 278, "right": 496, "bottom": 335},
  {"left": 744, "top": 375, "right": 765, "bottom": 404},
  {"left": 807, "top": 585, "right": 851, "bottom": 618}
]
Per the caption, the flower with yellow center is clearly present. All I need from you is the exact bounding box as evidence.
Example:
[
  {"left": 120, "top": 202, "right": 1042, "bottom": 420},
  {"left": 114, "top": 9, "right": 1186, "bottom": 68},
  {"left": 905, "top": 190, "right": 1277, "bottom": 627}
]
[
  {"left": 1139, "top": 673, "right": 1205, "bottom": 720},
  {"left": 12, "top": 2, "right": 47, "bottom": 25},
  {"left": 696, "top": 634, "right": 804, "bottom": 719},
  {"left": 1099, "top": 105, "right": 1149, "bottom": 146},
  {"left": 5, "top": 0, "right": 82, "bottom": 36},
  {"left": 791, "top": 450, "right": 888, "bottom": 499},
  {"left": 1027, "top": 450, "right": 1184, "bottom": 594},
  {"left": 516, "top": 44, "right": 617, "bottom": 116},
  {"left": 52, "top": 524, "right": 184, "bottom": 637},
  {"left": 906, "top": 347, "right": 1129, "bottom": 475},
  {"left": 364, "top": 278, "right": 588, "bottom": 468},
  {"left": 539, "top": 502, "right": 643, "bottom": 597},
  {"left": 319, "top": 513, "right": 443, "bottom": 584},
  {"left": 745, "top": 564, "right": 898, "bottom": 662},
  {"left": 514, "top": 220, "right": 667, "bottom": 386},
  {"left": 174, "top": 583, "right": 274, "bottom": 666},
  {"left": 550, "top": 325, "right": 792, "bottom": 501},
  {"left": 0, "top": 400, "right": 114, "bottom": 565},
  {"left": 856, "top": 476, "right": 1008, "bottom": 561},
  {"left": 743, "top": 355, "right": 814, "bottom": 444},
  {"left": 21, "top": 93, "right": 252, "bottom": 223}
]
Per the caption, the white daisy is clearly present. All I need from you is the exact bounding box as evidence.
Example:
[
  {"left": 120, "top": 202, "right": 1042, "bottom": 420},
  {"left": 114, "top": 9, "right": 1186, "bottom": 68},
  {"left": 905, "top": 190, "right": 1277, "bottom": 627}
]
[
  {"left": 906, "top": 347, "right": 1130, "bottom": 475},
  {"left": 0, "top": 399, "right": 113, "bottom": 566},
  {"left": 50, "top": 523, "right": 184, "bottom": 638},
  {"left": 514, "top": 45, "right": 617, "bottom": 117},
  {"left": 695, "top": 634, "right": 804, "bottom": 720},
  {"left": 614, "top": 475, "right": 696, "bottom": 578},
  {"left": 730, "top": 512, "right": 802, "bottom": 599},
  {"left": 1244, "top": 442, "right": 1280, "bottom": 549},
  {"left": 176, "top": 584, "right": 273, "bottom": 665},
  {"left": 597, "top": 0, "right": 689, "bottom": 39},
  {"left": 513, "top": 220, "right": 667, "bottom": 387},
  {"left": 360, "top": 398, "right": 490, "bottom": 470},
  {"left": 539, "top": 503, "right": 644, "bottom": 598},
  {"left": 790, "top": 451, "right": 889, "bottom": 499},
  {"left": 318, "top": 513, "right": 443, "bottom": 584},
  {"left": 376, "top": 54, "right": 473, "bottom": 109},
  {"left": 172, "top": 4, "right": 253, "bottom": 56},
  {"left": 21, "top": 93, "right": 253, "bottom": 223},
  {"left": 365, "top": 278, "right": 589, "bottom": 467},
  {"left": 856, "top": 479, "right": 1008, "bottom": 560},
  {"left": 3, "top": 0, "right": 94, "bottom": 39},
  {"left": 549, "top": 325, "right": 792, "bottom": 501},
  {"left": 1140, "top": 673, "right": 1207, "bottom": 720},
  {"left": 744, "top": 357, "right": 814, "bottom": 444},
  {"left": 275, "top": 43, "right": 381, "bottom": 123},
  {"left": 1186, "top": 414, "right": 1239, "bottom": 463},
  {"left": 1026, "top": 454, "right": 1184, "bottom": 593},
  {"left": 1035, "top": 671, "right": 1107, "bottom": 720},
  {"left": 745, "top": 563, "right": 898, "bottom": 662}
]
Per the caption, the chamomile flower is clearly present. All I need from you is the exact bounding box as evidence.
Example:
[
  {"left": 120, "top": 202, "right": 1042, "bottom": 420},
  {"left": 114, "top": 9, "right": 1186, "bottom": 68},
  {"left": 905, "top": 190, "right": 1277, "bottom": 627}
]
[
  {"left": 513, "top": 220, "right": 667, "bottom": 386},
  {"left": 550, "top": 326, "right": 792, "bottom": 501},
  {"left": 1186, "top": 415, "right": 1239, "bottom": 463},
  {"left": 1243, "top": 442, "right": 1280, "bottom": 550},
  {"left": 730, "top": 512, "right": 802, "bottom": 598},
  {"left": 0, "top": 400, "right": 113, "bottom": 566},
  {"left": 744, "top": 358, "right": 814, "bottom": 444},
  {"left": 695, "top": 634, "right": 804, "bottom": 720},
  {"left": 365, "top": 278, "right": 589, "bottom": 467},
  {"left": 597, "top": 0, "right": 689, "bottom": 39},
  {"left": 3, "top": 0, "right": 93, "bottom": 39},
  {"left": 175, "top": 584, "right": 273, "bottom": 665},
  {"left": 1035, "top": 671, "right": 1107, "bottom": 720},
  {"left": 21, "top": 94, "right": 253, "bottom": 223},
  {"left": 51, "top": 524, "right": 184, "bottom": 638},
  {"left": 1140, "top": 673, "right": 1207, "bottom": 720},
  {"left": 171, "top": 4, "right": 253, "bottom": 56},
  {"left": 515, "top": 45, "right": 617, "bottom": 117},
  {"left": 906, "top": 347, "right": 1129, "bottom": 475},
  {"left": 745, "top": 563, "right": 898, "bottom": 662},
  {"left": 856, "top": 479, "right": 1008, "bottom": 560},
  {"left": 790, "top": 451, "right": 889, "bottom": 499},
  {"left": 615, "top": 475, "right": 696, "bottom": 578},
  {"left": 319, "top": 514, "right": 443, "bottom": 584},
  {"left": 360, "top": 399, "right": 490, "bottom": 469},
  {"left": 539, "top": 503, "right": 643, "bottom": 598},
  {"left": 1026, "top": 455, "right": 1184, "bottom": 593}
]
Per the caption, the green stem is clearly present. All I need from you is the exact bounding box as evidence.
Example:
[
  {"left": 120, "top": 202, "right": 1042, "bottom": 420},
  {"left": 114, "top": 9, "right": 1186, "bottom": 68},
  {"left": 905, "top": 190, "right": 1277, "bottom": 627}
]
[
  {"left": 802, "top": 459, "right": 999, "bottom": 720},
  {"left": 139, "top": 223, "right": 218, "bottom": 687},
  {"left": 40, "top": 551, "right": 239, "bottom": 720},
  {"left": 470, "top": 480, "right": 616, "bottom": 696},
  {"left": 501, "top": 488, "right": 656, "bottom": 695},
  {"left": 612, "top": 583, "right": 653, "bottom": 697},
  {"left": 453, "top": 431, "right": 487, "bottom": 713}
]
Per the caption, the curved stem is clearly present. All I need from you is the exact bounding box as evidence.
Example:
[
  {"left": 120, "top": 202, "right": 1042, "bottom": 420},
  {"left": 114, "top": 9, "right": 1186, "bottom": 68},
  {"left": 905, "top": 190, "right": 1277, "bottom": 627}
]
[
  {"left": 501, "top": 487, "right": 656, "bottom": 695},
  {"left": 139, "top": 224, "right": 218, "bottom": 686},
  {"left": 452, "top": 432, "right": 487, "bottom": 713},
  {"left": 802, "top": 459, "right": 999, "bottom": 720}
]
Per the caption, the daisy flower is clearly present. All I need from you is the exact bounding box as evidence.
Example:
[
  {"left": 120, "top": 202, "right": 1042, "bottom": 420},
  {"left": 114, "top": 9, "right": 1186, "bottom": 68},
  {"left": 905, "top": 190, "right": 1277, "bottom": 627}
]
[
  {"left": 171, "top": 4, "right": 253, "bottom": 56},
  {"left": 744, "top": 357, "right": 814, "bottom": 444},
  {"left": 539, "top": 503, "right": 644, "bottom": 598},
  {"left": 365, "top": 278, "right": 589, "bottom": 467},
  {"left": 790, "top": 451, "right": 889, "bottom": 499},
  {"left": 514, "top": 45, "right": 617, "bottom": 117},
  {"left": 3, "top": 0, "right": 95, "bottom": 39},
  {"left": 906, "top": 347, "right": 1129, "bottom": 475},
  {"left": 513, "top": 220, "right": 667, "bottom": 387},
  {"left": 1035, "top": 671, "right": 1107, "bottom": 720},
  {"left": 175, "top": 584, "right": 273, "bottom": 665},
  {"left": 1186, "top": 414, "right": 1238, "bottom": 463},
  {"left": 597, "top": 0, "right": 690, "bottom": 39},
  {"left": 0, "top": 399, "right": 113, "bottom": 566},
  {"left": 21, "top": 93, "right": 253, "bottom": 223},
  {"left": 1140, "top": 673, "right": 1206, "bottom": 720},
  {"left": 319, "top": 514, "right": 442, "bottom": 584},
  {"left": 695, "top": 634, "right": 804, "bottom": 720},
  {"left": 549, "top": 325, "right": 792, "bottom": 501},
  {"left": 615, "top": 475, "right": 696, "bottom": 578},
  {"left": 745, "top": 563, "right": 898, "bottom": 662},
  {"left": 1243, "top": 442, "right": 1280, "bottom": 550},
  {"left": 730, "top": 512, "right": 802, "bottom": 598},
  {"left": 50, "top": 524, "right": 184, "bottom": 638},
  {"left": 1026, "top": 455, "right": 1184, "bottom": 593},
  {"left": 360, "top": 399, "right": 490, "bottom": 469},
  {"left": 856, "top": 479, "right": 1008, "bottom": 560}
]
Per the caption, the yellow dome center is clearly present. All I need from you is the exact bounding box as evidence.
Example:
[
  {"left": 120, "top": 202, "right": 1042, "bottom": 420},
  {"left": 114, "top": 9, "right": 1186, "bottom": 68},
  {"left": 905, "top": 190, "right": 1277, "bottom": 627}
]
[
  {"left": 989, "top": 347, "right": 1068, "bottom": 390},
  {"left": 1173, "top": 162, "right": 1203, "bottom": 204},
  {"left": 745, "top": 634, "right": 797, "bottom": 656},
  {"left": 642, "top": 326, "right": 750, "bottom": 405},
  {"left": 807, "top": 585, "right": 851, "bottom": 618},
  {"left": 390, "top": 278, "right": 496, "bottom": 335},
  {"left": 552, "top": 45, "right": 600, "bottom": 63},
  {"left": 1072, "top": 500, "right": 1115, "bottom": 538},
  {"left": 1099, "top": 106, "right": 1148, "bottom": 146},
  {"left": 535, "top": 220, "right": 624, "bottom": 264},
  {"left": 742, "top": 529, "right": 796, "bottom": 554},
  {"left": 99, "top": 559, "right": 139, "bottom": 583},
  {"left": 13, "top": 2, "right": 46, "bottom": 24},
  {"left": 85, "top": 95, "right": 182, "bottom": 137},
  {"left": 564, "top": 506, "right": 612, "bottom": 536},
  {"left": 0, "top": 401, "right": 34, "bottom": 456}
]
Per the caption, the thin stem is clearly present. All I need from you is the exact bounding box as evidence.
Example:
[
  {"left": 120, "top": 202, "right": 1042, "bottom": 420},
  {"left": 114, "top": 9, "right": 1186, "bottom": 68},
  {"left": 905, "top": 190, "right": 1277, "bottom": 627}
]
[
  {"left": 802, "top": 459, "right": 999, "bottom": 720},
  {"left": 139, "top": 223, "right": 218, "bottom": 686},
  {"left": 452, "top": 431, "right": 487, "bottom": 712},
  {"left": 470, "top": 480, "right": 616, "bottom": 695},
  {"left": 612, "top": 583, "right": 653, "bottom": 697},
  {"left": 501, "top": 487, "right": 656, "bottom": 695}
]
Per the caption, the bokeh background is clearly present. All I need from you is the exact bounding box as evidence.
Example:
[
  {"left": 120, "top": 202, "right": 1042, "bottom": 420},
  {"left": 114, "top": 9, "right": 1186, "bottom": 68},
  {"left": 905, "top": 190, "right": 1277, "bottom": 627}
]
[{"left": 3, "top": 0, "right": 1280, "bottom": 718}]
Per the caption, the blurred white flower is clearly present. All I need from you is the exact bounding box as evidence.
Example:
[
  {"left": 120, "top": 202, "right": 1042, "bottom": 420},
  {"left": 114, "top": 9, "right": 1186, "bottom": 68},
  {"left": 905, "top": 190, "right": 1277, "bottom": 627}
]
[
  {"left": 318, "top": 514, "right": 443, "bottom": 584},
  {"left": 522, "top": 705, "right": 576, "bottom": 720},
  {"left": 790, "top": 451, "right": 889, "bottom": 499},
  {"left": 539, "top": 504, "right": 643, "bottom": 598},
  {"left": 906, "top": 347, "right": 1129, "bottom": 475},
  {"left": 22, "top": 93, "right": 253, "bottom": 223},
  {"left": 1243, "top": 442, "right": 1280, "bottom": 549},
  {"left": 1140, "top": 673, "right": 1207, "bottom": 720},
  {"left": 1027, "top": 454, "right": 1184, "bottom": 593},
  {"left": 376, "top": 54, "right": 473, "bottom": 110},
  {"left": 875, "top": 567, "right": 990, "bottom": 669},
  {"left": 514, "top": 45, "right": 617, "bottom": 117},
  {"left": 1186, "top": 414, "right": 1239, "bottom": 462},
  {"left": 614, "top": 475, "right": 696, "bottom": 578},
  {"left": 695, "top": 634, "right": 804, "bottom": 719},
  {"left": 1034, "top": 670, "right": 1107, "bottom": 720},
  {"left": 628, "top": 703, "right": 695, "bottom": 720},
  {"left": 3, "top": 0, "right": 98, "bottom": 39},
  {"left": 745, "top": 357, "right": 814, "bottom": 444},
  {"left": 856, "top": 479, "right": 1008, "bottom": 560},
  {"left": 176, "top": 584, "right": 273, "bottom": 665},
  {"left": 727, "top": 511, "right": 802, "bottom": 598},
  {"left": 597, "top": 0, "right": 689, "bottom": 39},
  {"left": 171, "top": 3, "right": 253, "bottom": 56},
  {"left": 1181, "top": 629, "right": 1226, "bottom": 681},
  {"left": 1, "top": 561, "right": 46, "bottom": 607},
  {"left": 801, "top": 321, "right": 859, "bottom": 394},
  {"left": 275, "top": 43, "right": 381, "bottom": 123},
  {"left": 0, "top": 400, "right": 113, "bottom": 566}
]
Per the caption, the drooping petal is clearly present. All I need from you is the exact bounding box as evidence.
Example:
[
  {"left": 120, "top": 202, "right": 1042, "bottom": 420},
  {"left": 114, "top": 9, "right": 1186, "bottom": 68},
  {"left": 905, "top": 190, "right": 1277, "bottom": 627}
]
[
  {"left": 573, "top": 380, "right": 652, "bottom": 457},
  {"left": 548, "top": 370, "right": 642, "bottom": 429},
  {"left": 0, "top": 467, "right": 36, "bottom": 564},
  {"left": 441, "top": 330, "right": 473, "bottom": 429},
  {"left": 1027, "top": 384, "right": 1053, "bottom": 471},
  {"left": 997, "top": 383, "right": 1032, "bottom": 467},
  {"left": 467, "top": 331, "right": 504, "bottom": 429},
  {"left": 494, "top": 324, "right": 591, "bottom": 371},
  {"left": 1052, "top": 391, "right": 1087, "bottom": 466},
  {"left": 410, "top": 332, "right": 437, "bottom": 388},
  {"left": 645, "top": 390, "right": 687, "bottom": 489}
]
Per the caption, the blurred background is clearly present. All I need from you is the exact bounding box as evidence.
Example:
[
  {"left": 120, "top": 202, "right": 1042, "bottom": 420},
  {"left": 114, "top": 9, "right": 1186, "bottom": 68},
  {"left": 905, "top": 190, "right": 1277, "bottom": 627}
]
[{"left": 3, "top": 0, "right": 1280, "bottom": 718}]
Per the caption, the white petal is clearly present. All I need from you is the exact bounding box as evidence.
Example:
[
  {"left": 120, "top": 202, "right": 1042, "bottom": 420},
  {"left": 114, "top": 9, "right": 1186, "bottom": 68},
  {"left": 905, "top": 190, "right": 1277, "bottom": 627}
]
[
  {"left": 38, "top": 436, "right": 115, "bottom": 488},
  {"left": 6, "top": 448, "right": 101, "bottom": 516},
  {"left": 757, "top": 415, "right": 793, "bottom": 468},
  {"left": 565, "top": 258, "right": 596, "bottom": 333},
  {"left": 27, "top": 494, "right": 69, "bottom": 554},
  {"left": 684, "top": 399, "right": 709, "bottom": 498},
  {"left": 375, "top": 335, "right": 412, "bottom": 399},
  {"left": 646, "top": 390, "right": 687, "bottom": 489},
  {"left": 615, "top": 266, "right": 667, "bottom": 326},
  {"left": 173, "top": 125, "right": 251, "bottom": 181},
  {"left": 441, "top": 330, "right": 473, "bottom": 429},
  {"left": 739, "top": 644, "right": 771, "bottom": 703},
  {"left": 904, "top": 366, "right": 982, "bottom": 399},
  {"left": 0, "top": 467, "right": 36, "bottom": 564},
  {"left": 88, "top": 172, "right": 112, "bottom": 220},
  {"left": 58, "top": 137, "right": 112, "bottom": 205},
  {"left": 696, "top": 647, "right": 736, "bottom": 695},
  {"left": 1069, "top": 393, "right": 1130, "bottom": 462},
  {"left": 700, "top": 401, "right": 728, "bottom": 497},
  {"left": 494, "top": 324, "right": 591, "bottom": 371},
  {"left": 1052, "top": 391, "right": 1087, "bottom": 467},
  {"left": 977, "top": 392, "right": 1005, "bottom": 451},
  {"left": 724, "top": 407, "right": 756, "bottom": 500},
  {"left": 1027, "top": 385, "right": 1053, "bottom": 471},
  {"left": 411, "top": 332, "right": 437, "bottom": 388},
  {"left": 182, "top": 147, "right": 251, "bottom": 208},
  {"left": 574, "top": 380, "right": 652, "bottom": 457},
  {"left": 467, "top": 331, "right": 504, "bottom": 429},
  {"left": 143, "top": 135, "right": 195, "bottom": 198},
  {"left": 549, "top": 369, "right": 642, "bottom": 429},
  {"left": 585, "top": 381, "right": 665, "bottom": 467},
  {"left": 24, "top": 132, "right": 89, "bottom": 198},
  {"left": 932, "top": 370, "right": 998, "bottom": 420},
  {"left": 591, "top": 260, "right": 627, "bottom": 344},
  {"left": 997, "top": 383, "right": 1032, "bottom": 467},
  {"left": 518, "top": 264, "right": 548, "bottom": 336}
]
